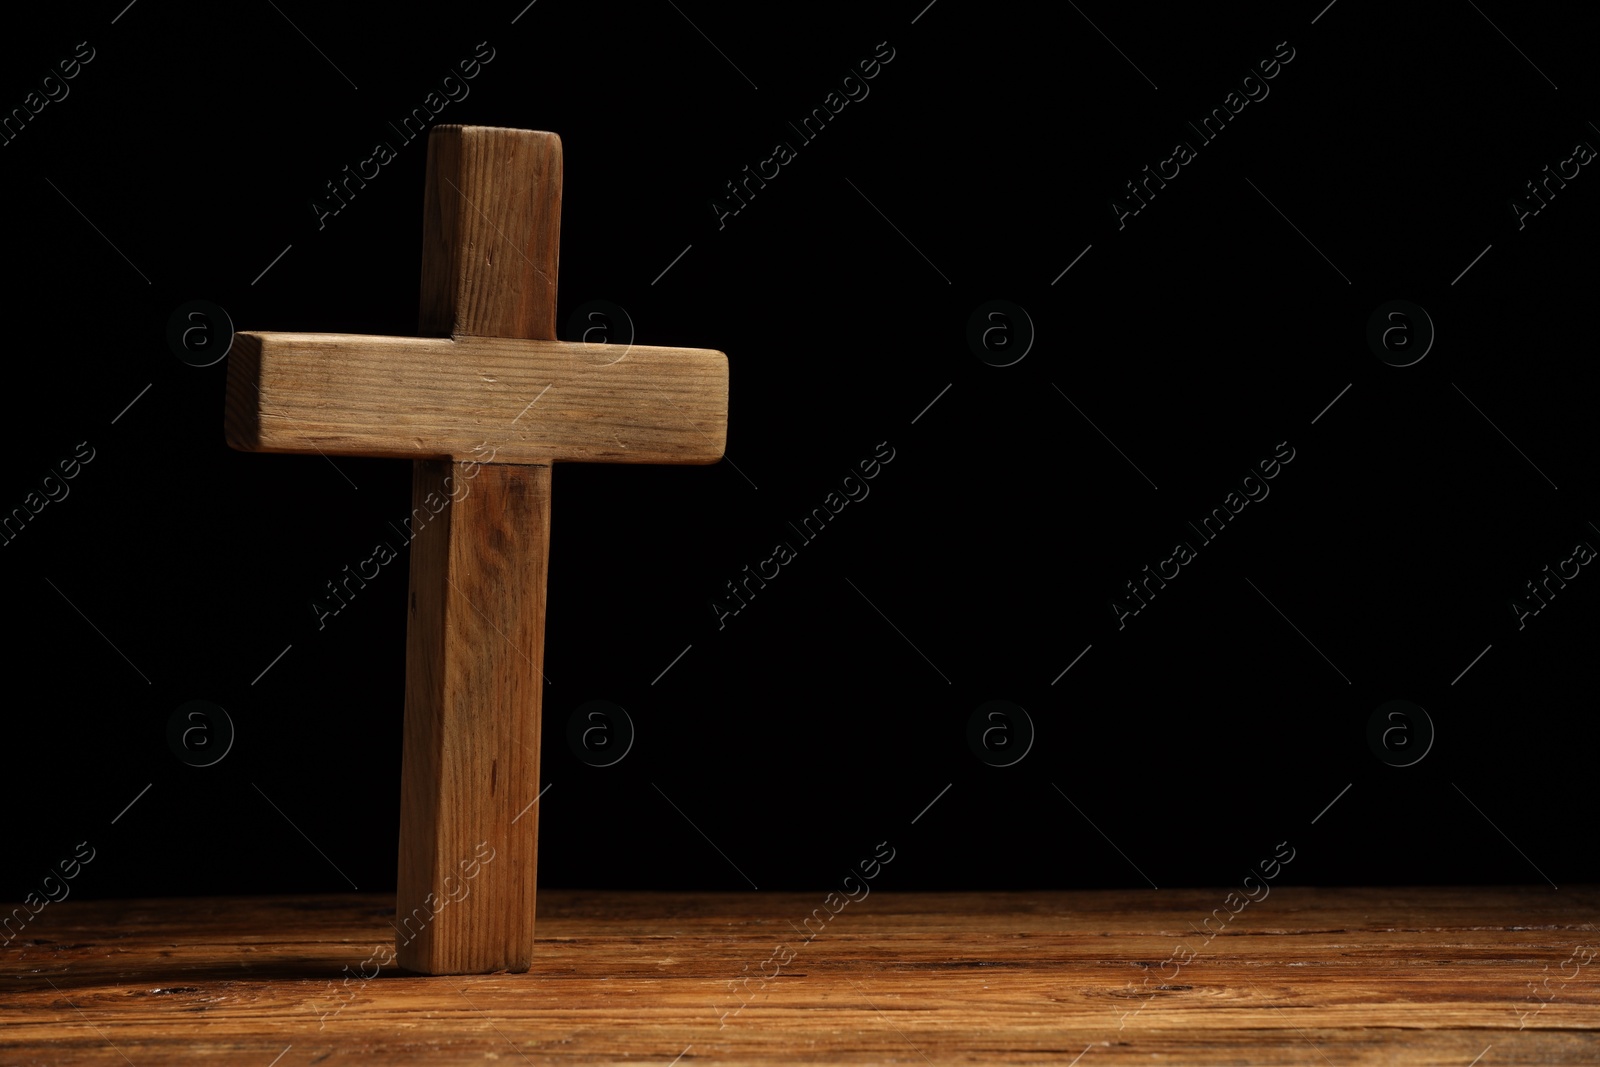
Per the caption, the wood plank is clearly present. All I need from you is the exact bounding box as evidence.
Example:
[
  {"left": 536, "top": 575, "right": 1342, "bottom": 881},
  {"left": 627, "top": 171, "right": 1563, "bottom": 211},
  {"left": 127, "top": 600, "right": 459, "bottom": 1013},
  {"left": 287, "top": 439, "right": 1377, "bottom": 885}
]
[
  {"left": 419, "top": 125, "right": 563, "bottom": 342},
  {"left": 394, "top": 124, "right": 560, "bottom": 976},
  {"left": 2, "top": 888, "right": 1596, "bottom": 1064},
  {"left": 395, "top": 460, "right": 548, "bottom": 975},
  {"left": 223, "top": 332, "right": 728, "bottom": 465}
]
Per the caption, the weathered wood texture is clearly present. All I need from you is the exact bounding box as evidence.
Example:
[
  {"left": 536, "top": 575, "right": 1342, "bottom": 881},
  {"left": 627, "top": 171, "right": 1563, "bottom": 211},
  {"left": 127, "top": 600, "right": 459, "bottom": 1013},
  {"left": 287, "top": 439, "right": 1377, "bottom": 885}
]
[
  {"left": 223, "top": 332, "right": 729, "bottom": 464},
  {"left": 419, "top": 125, "right": 562, "bottom": 341},
  {"left": 396, "top": 460, "right": 549, "bottom": 975},
  {"left": 2, "top": 888, "right": 1596, "bottom": 1065},
  {"left": 395, "top": 125, "right": 559, "bottom": 976}
]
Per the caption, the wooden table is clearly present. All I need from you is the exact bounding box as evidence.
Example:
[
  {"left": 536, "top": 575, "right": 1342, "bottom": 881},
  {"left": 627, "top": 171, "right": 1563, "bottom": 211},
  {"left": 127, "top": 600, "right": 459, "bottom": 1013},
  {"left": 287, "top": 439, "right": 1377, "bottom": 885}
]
[{"left": 4, "top": 888, "right": 1596, "bottom": 1064}]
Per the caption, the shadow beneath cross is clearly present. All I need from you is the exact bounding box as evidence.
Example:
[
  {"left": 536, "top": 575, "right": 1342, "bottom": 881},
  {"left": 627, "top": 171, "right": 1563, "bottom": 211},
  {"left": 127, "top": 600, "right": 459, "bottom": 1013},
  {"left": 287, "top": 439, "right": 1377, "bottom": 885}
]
[{"left": 0, "top": 893, "right": 411, "bottom": 995}]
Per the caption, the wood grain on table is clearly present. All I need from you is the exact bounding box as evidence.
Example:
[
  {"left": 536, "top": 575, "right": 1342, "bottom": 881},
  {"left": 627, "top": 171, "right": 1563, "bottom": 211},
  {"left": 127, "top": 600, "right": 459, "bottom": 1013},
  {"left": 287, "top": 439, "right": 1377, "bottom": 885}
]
[{"left": 2, "top": 887, "right": 1596, "bottom": 1065}]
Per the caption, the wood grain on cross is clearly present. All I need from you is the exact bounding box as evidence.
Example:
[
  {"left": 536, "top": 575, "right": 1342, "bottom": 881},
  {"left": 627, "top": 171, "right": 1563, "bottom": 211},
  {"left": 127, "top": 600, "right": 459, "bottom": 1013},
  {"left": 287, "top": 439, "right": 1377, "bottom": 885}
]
[{"left": 224, "top": 125, "right": 728, "bottom": 975}]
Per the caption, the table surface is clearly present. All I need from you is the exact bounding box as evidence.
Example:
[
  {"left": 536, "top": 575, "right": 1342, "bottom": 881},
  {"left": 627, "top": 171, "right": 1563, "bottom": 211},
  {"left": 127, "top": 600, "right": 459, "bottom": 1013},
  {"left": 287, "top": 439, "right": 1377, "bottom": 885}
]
[{"left": 3, "top": 887, "right": 1597, "bottom": 1065}]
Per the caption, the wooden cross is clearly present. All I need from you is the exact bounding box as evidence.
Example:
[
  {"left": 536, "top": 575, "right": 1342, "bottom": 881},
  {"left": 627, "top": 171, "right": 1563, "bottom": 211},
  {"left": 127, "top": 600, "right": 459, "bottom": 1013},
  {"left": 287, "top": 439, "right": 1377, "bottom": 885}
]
[{"left": 224, "top": 126, "right": 729, "bottom": 975}]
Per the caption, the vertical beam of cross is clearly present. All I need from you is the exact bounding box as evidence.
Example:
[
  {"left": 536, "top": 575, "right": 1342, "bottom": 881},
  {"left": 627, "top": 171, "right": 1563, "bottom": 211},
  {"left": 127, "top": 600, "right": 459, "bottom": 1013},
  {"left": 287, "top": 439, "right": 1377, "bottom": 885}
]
[{"left": 395, "top": 127, "right": 562, "bottom": 975}]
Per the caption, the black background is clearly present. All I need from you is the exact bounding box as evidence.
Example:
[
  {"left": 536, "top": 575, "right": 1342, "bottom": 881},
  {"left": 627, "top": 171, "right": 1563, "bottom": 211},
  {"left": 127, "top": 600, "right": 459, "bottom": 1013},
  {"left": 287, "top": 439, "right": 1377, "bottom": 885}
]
[{"left": 2, "top": 0, "right": 1595, "bottom": 904}]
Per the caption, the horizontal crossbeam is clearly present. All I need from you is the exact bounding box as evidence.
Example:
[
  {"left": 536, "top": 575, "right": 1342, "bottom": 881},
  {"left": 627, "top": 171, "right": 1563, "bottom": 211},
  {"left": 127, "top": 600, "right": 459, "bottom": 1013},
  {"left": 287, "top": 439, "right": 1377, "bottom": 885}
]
[{"left": 225, "top": 332, "right": 728, "bottom": 465}]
